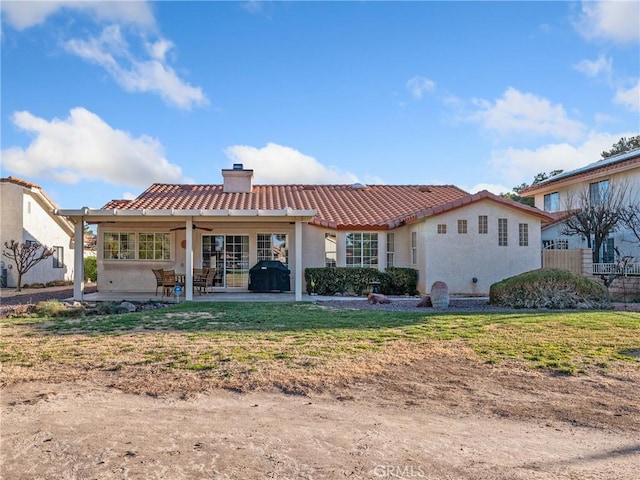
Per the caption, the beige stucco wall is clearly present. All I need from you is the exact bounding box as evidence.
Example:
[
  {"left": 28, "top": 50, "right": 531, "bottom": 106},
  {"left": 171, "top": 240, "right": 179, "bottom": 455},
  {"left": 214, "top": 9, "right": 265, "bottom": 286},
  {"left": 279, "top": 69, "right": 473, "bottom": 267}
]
[
  {"left": 0, "top": 182, "right": 75, "bottom": 287},
  {"left": 422, "top": 200, "right": 544, "bottom": 295}
]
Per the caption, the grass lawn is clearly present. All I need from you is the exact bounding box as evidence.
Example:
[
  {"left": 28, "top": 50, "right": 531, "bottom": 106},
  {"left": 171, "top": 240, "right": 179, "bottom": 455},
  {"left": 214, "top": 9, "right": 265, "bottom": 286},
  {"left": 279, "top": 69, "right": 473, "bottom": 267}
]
[{"left": 1, "top": 302, "right": 639, "bottom": 392}]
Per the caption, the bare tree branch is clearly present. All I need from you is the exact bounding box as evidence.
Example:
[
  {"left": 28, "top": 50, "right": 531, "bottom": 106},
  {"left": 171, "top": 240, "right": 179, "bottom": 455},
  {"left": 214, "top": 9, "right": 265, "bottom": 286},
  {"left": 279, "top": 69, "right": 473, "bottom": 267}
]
[
  {"left": 561, "top": 180, "right": 630, "bottom": 263},
  {"left": 2, "top": 240, "right": 55, "bottom": 291}
]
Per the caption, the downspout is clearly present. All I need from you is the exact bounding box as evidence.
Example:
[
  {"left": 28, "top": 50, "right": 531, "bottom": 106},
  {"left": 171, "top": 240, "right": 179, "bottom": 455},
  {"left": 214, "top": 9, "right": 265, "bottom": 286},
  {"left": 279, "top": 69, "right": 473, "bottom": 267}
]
[
  {"left": 295, "top": 219, "right": 302, "bottom": 301},
  {"left": 185, "top": 217, "right": 193, "bottom": 301},
  {"left": 73, "top": 218, "right": 85, "bottom": 301}
]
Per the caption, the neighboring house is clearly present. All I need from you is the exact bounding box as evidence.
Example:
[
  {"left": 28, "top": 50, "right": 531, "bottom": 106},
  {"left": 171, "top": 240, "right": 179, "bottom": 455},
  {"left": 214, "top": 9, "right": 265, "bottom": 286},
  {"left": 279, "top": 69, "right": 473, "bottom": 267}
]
[
  {"left": 56, "top": 165, "right": 552, "bottom": 301},
  {"left": 519, "top": 148, "right": 640, "bottom": 271},
  {"left": 0, "top": 176, "right": 76, "bottom": 288}
]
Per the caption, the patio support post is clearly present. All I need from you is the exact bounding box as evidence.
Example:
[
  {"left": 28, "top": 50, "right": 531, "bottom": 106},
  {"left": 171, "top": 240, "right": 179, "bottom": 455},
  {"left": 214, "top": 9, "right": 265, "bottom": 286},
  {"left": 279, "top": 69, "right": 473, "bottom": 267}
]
[
  {"left": 73, "top": 218, "right": 85, "bottom": 301},
  {"left": 295, "top": 219, "right": 303, "bottom": 301},
  {"left": 185, "top": 217, "right": 193, "bottom": 301}
]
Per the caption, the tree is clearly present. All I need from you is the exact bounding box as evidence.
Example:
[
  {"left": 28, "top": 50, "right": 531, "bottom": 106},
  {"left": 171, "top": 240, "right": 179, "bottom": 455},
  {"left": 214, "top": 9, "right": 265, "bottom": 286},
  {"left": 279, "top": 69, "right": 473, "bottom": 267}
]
[
  {"left": 601, "top": 135, "right": 640, "bottom": 159},
  {"left": 2, "top": 240, "right": 55, "bottom": 291},
  {"left": 502, "top": 170, "right": 563, "bottom": 206},
  {"left": 562, "top": 180, "right": 630, "bottom": 263},
  {"left": 620, "top": 203, "right": 640, "bottom": 244}
]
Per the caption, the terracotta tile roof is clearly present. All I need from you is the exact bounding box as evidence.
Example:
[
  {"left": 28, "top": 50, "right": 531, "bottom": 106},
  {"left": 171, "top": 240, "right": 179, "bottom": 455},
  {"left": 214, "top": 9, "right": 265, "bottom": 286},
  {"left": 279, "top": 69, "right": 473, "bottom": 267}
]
[
  {"left": 102, "top": 199, "right": 133, "bottom": 210},
  {"left": 1, "top": 176, "right": 42, "bottom": 189},
  {"left": 102, "top": 183, "right": 474, "bottom": 229},
  {"left": 100, "top": 184, "right": 553, "bottom": 229}
]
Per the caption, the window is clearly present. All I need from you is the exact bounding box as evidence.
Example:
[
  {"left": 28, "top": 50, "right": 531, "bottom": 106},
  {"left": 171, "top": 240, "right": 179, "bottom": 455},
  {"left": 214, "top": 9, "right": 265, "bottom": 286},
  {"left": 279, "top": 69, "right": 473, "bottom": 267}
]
[
  {"left": 589, "top": 180, "right": 609, "bottom": 205},
  {"left": 346, "top": 233, "right": 378, "bottom": 268},
  {"left": 518, "top": 223, "right": 529, "bottom": 246},
  {"left": 138, "top": 233, "right": 171, "bottom": 260},
  {"left": 53, "top": 246, "right": 63, "bottom": 268},
  {"left": 457, "top": 219, "right": 467, "bottom": 234},
  {"left": 543, "top": 239, "right": 568, "bottom": 250},
  {"left": 411, "top": 232, "right": 417, "bottom": 265},
  {"left": 325, "top": 233, "right": 337, "bottom": 267},
  {"left": 103, "top": 232, "right": 136, "bottom": 259},
  {"left": 386, "top": 233, "right": 395, "bottom": 267},
  {"left": 478, "top": 215, "right": 488, "bottom": 234},
  {"left": 498, "top": 219, "right": 508, "bottom": 246},
  {"left": 543, "top": 192, "right": 559, "bottom": 212},
  {"left": 437, "top": 224, "right": 447, "bottom": 234},
  {"left": 258, "top": 233, "right": 288, "bottom": 265}
]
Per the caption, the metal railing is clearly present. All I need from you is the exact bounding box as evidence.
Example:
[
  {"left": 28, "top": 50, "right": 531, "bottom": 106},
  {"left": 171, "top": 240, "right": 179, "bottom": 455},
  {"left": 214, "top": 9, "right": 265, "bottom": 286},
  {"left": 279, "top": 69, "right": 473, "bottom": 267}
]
[{"left": 593, "top": 262, "right": 640, "bottom": 276}]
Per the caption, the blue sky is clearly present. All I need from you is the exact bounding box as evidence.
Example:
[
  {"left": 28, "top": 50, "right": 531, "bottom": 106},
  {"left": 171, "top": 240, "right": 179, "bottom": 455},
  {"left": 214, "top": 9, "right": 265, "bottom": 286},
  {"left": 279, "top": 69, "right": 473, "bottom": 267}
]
[{"left": 1, "top": 1, "right": 638, "bottom": 209}]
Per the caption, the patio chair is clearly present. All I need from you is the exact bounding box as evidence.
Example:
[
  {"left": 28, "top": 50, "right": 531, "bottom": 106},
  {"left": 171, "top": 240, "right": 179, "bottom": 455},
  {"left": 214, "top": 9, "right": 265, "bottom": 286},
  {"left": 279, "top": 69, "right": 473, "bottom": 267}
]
[
  {"left": 194, "top": 268, "right": 215, "bottom": 294},
  {"left": 162, "top": 269, "right": 176, "bottom": 296},
  {"left": 152, "top": 268, "right": 164, "bottom": 296}
]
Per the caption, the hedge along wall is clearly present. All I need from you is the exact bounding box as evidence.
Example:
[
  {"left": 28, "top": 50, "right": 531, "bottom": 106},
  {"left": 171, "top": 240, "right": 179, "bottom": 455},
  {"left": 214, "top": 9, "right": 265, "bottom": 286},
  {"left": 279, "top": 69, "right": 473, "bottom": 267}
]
[{"left": 304, "top": 267, "right": 418, "bottom": 296}]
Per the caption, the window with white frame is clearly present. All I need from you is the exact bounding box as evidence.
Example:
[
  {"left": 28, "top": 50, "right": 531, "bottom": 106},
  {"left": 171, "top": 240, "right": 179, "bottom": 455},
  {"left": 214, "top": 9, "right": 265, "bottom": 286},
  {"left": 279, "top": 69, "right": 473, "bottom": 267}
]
[
  {"left": 103, "top": 232, "right": 136, "bottom": 260},
  {"left": 458, "top": 219, "right": 467, "bottom": 234},
  {"left": 53, "top": 246, "right": 64, "bottom": 268},
  {"left": 411, "top": 231, "right": 417, "bottom": 265},
  {"left": 518, "top": 223, "right": 529, "bottom": 246},
  {"left": 589, "top": 180, "right": 609, "bottom": 205},
  {"left": 138, "top": 233, "right": 171, "bottom": 260},
  {"left": 346, "top": 232, "right": 378, "bottom": 268},
  {"left": 478, "top": 215, "right": 488, "bottom": 234},
  {"left": 325, "top": 233, "right": 337, "bottom": 267},
  {"left": 543, "top": 192, "right": 559, "bottom": 212},
  {"left": 386, "top": 233, "right": 395, "bottom": 268},
  {"left": 257, "top": 233, "right": 288, "bottom": 265},
  {"left": 498, "top": 218, "right": 508, "bottom": 247},
  {"left": 543, "top": 239, "right": 569, "bottom": 250}
]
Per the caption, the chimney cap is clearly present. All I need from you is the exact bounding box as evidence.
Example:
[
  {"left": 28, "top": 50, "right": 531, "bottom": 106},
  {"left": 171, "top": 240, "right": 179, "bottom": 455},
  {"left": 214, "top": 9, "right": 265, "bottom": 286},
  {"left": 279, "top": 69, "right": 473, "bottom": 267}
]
[{"left": 233, "top": 163, "right": 243, "bottom": 170}]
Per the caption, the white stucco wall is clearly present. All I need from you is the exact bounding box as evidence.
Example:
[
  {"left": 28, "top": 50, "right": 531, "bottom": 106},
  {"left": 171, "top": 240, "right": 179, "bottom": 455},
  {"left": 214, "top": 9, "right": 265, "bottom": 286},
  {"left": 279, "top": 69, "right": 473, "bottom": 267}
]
[
  {"left": 533, "top": 164, "right": 640, "bottom": 260},
  {"left": 422, "top": 200, "right": 544, "bottom": 295},
  {"left": 0, "top": 182, "right": 75, "bottom": 287}
]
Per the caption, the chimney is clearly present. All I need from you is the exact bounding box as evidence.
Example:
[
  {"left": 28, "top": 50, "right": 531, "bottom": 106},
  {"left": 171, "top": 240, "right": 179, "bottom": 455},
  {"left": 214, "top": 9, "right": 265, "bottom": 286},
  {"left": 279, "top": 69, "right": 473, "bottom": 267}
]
[{"left": 222, "top": 164, "right": 254, "bottom": 193}]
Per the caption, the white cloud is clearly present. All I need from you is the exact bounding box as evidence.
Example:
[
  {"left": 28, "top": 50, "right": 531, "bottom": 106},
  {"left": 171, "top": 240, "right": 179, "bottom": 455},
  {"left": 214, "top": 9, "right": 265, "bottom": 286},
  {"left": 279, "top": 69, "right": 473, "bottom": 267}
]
[
  {"left": 469, "top": 87, "right": 585, "bottom": 141},
  {"left": 573, "top": 54, "right": 612, "bottom": 79},
  {"left": 574, "top": 1, "right": 640, "bottom": 44},
  {"left": 224, "top": 143, "right": 359, "bottom": 184},
  {"left": 406, "top": 75, "right": 436, "bottom": 99},
  {"left": 466, "top": 183, "right": 514, "bottom": 196},
  {"left": 488, "top": 132, "right": 637, "bottom": 187},
  {"left": 0, "top": 107, "right": 183, "bottom": 188},
  {"left": 1, "top": 1, "right": 155, "bottom": 30},
  {"left": 64, "top": 26, "right": 208, "bottom": 110},
  {"left": 614, "top": 80, "right": 640, "bottom": 112}
]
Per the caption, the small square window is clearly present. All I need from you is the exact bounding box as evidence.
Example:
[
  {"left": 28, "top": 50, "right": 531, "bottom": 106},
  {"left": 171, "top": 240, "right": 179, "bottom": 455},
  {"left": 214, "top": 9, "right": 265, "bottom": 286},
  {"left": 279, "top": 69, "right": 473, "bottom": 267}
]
[
  {"left": 457, "top": 220, "right": 467, "bottom": 234},
  {"left": 437, "top": 224, "right": 447, "bottom": 234}
]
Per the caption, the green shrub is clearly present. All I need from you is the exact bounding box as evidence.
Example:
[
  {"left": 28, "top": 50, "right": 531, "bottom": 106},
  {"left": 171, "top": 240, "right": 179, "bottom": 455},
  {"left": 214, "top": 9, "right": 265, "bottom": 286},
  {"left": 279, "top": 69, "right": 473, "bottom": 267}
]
[
  {"left": 304, "top": 267, "right": 418, "bottom": 296},
  {"left": 385, "top": 267, "right": 419, "bottom": 295},
  {"left": 34, "top": 300, "right": 85, "bottom": 318},
  {"left": 84, "top": 256, "right": 97, "bottom": 282},
  {"left": 489, "top": 268, "right": 611, "bottom": 309},
  {"left": 46, "top": 280, "right": 72, "bottom": 287}
]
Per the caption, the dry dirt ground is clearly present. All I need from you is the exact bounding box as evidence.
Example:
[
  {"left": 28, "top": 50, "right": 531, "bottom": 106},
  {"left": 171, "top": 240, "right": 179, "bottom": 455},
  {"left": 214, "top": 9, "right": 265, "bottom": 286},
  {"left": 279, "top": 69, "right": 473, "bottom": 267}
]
[{"left": 1, "top": 288, "right": 639, "bottom": 479}]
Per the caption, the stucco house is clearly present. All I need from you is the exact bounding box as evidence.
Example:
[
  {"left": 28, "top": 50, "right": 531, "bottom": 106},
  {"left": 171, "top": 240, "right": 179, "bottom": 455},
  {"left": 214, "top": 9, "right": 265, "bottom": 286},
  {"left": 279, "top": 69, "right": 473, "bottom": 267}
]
[
  {"left": 56, "top": 165, "right": 552, "bottom": 301},
  {"left": 519, "top": 148, "right": 640, "bottom": 271},
  {"left": 0, "top": 176, "right": 76, "bottom": 288}
]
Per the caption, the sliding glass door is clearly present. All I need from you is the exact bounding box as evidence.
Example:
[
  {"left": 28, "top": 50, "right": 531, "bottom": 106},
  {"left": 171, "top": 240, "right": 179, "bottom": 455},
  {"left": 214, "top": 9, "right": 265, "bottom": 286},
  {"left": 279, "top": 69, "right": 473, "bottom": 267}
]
[{"left": 202, "top": 235, "right": 249, "bottom": 288}]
